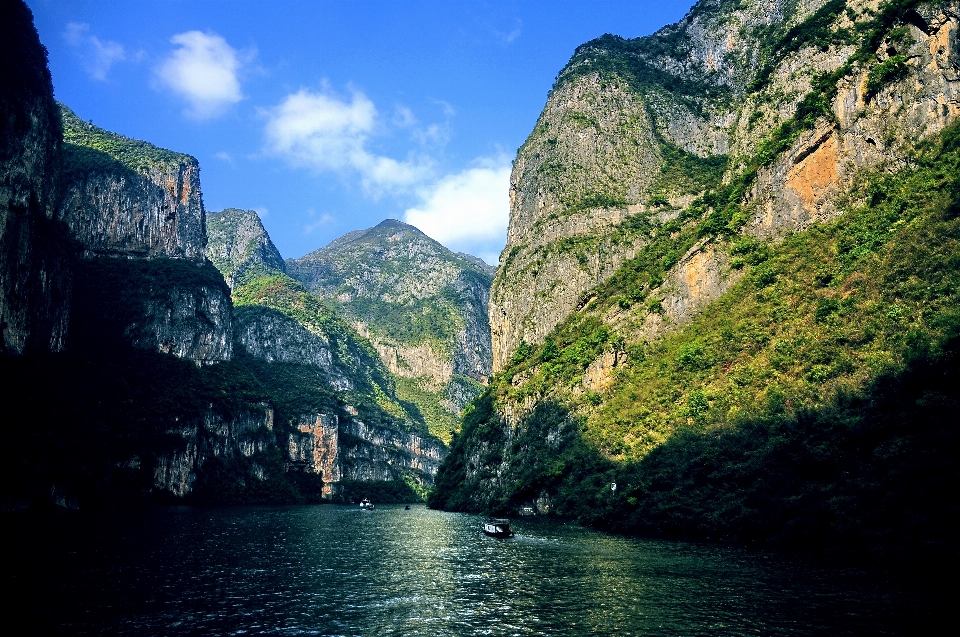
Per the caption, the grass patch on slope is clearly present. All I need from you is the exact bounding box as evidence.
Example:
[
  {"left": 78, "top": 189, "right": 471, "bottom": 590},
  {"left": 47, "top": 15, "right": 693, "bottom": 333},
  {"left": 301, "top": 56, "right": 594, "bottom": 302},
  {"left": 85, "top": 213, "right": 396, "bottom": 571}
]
[{"left": 60, "top": 103, "right": 193, "bottom": 175}]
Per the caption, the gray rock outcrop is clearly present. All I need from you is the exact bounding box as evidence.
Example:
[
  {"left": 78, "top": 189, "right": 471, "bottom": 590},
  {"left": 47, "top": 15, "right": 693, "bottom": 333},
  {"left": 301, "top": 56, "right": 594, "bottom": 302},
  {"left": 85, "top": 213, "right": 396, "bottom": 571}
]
[
  {"left": 287, "top": 412, "right": 446, "bottom": 497},
  {"left": 57, "top": 105, "right": 233, "bottom": 364},
  {"left": 287, "top": 219, "right": 494, "bottom": 421},
  {"left": 58, "top": 106, "right": 207, "bottom": 261},
  {"left": 207, "top": 208, "right": 285, "bottom": 288}
]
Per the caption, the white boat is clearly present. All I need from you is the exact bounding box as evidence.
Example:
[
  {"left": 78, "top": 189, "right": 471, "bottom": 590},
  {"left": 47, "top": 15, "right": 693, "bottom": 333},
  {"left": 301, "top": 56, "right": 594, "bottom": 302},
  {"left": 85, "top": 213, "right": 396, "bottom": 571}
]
[
  {"left": 482, "top": 520, "right": 514, "bottom": 538},
  {"left": 359, "top": 498, "right": 375, "bottom": 510}
]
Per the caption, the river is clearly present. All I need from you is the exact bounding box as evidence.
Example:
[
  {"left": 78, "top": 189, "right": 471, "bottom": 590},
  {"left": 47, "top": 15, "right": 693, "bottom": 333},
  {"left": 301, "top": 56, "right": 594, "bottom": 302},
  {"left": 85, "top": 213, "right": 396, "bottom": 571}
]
[{"left": 3, "top": 504, "right": 939, "bottom": 635}]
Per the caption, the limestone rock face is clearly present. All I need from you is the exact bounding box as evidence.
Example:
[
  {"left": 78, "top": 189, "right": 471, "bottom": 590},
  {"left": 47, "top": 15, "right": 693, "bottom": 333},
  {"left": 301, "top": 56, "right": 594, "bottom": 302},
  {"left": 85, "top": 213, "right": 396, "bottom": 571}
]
[
  {"left": 490, "top": 0, "right": 777, "bottom": 371},
  {"left": 287, "top": 414, "right": 341, "bottom": 497},
  {"left": 58, "top": 107, "right": 206, "bottom": 261},
  {"left": 132, "top": 281, "right": 233, "bottom": 363},
  {"left": 56, "top": 106, "right": 234, "bottom": 364},
  {"left": 207, "top": 208, "right": 285, "bottom": 288},
  {"left": 154, "top": 403, "right": 275, "bottom": 497},
  {"left": 287, "top": 412, "right": 446, "bottom": 496},
  {"left": 339, "top": 418, "right": 445, "bottom": 483},
  {"left": 0, "top": 0, "right": 71, "bottom": 355},
  {"left": 233, "top": 305, "right": 353, "bottom": 390},
  {"left": 492, "top": 0, "right": 960, "bottom": 372},
  {"left": 745, "top": 2, "right": 960, "bottom": 238}
]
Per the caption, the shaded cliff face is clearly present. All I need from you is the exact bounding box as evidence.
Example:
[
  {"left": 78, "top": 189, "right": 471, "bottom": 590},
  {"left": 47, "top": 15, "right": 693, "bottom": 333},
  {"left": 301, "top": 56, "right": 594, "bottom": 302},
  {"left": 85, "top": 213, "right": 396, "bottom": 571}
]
[
  {"left": 286, "top": 219, "right": 494, "bottom": 439},
  {"left": 155, "top": 403, "right": 276, "bottom": 498},
  {"left": 207, "top": 208, "right": 285, "bottom": 288},
  {"left": 58, "top": 106, "right": 206, "bottom": 261},
  {"left": 69, "top": 258, "right": 233, "bottom": 364},
  {"left": 0, "top": 0, "right": 71, "bottom": 355},
  {"left": 3, "top": 2, "right": 422, "bottom": 507},
  {"left": 56, "top": 106, "right": 233, "bottom": 364}
]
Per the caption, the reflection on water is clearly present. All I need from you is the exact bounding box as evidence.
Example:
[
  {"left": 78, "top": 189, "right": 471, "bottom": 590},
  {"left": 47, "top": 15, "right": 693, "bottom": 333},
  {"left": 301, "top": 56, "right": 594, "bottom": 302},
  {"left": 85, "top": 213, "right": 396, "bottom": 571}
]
[{"left": 3, "top": 505, "right": 938, "bottom": 635}]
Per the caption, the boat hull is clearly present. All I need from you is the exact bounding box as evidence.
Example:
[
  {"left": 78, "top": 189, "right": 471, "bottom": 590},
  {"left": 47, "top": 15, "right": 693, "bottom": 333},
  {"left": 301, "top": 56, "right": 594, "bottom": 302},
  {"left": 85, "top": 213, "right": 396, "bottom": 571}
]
[{"left": 483, "top": 523, "right": 514, "bottom": 538}]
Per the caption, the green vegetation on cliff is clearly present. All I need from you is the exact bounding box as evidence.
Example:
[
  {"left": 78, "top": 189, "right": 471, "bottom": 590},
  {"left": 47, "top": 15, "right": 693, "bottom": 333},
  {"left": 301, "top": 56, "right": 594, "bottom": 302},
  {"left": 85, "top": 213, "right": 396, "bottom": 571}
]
[
  {"left": 60, "top": 104, "right": 194, "bottom": 176},
  {"left": 432, "top": 117, "right": 960, "bottom": 564},
  {"left": 232, "top": 271, "right": 429, "bottom": 433},
  {"left": 285, "top": 220, "right": 493, "bottom": 440},
  {"left": 206, "top": 209, "right": 286, "bottom": 288}
]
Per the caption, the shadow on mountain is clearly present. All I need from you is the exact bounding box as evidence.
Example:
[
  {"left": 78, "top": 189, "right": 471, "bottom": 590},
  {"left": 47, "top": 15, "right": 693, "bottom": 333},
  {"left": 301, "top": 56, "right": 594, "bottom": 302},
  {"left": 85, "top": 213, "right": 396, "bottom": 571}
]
[{"left": 431, "top": 331, "right": 960, "bottom": 568}]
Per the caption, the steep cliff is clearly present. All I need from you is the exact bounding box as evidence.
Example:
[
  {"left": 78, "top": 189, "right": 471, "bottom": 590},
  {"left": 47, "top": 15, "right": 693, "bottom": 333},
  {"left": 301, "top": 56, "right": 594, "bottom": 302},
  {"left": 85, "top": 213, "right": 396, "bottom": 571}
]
[
  {"left": 286, "top": 219, "right": 494, "bottom": 440},
  {"left": 287, "top": 412, "right": 445, "bottom": 499},
  {"left": 435, "top": 0, "right": 960, "bottom": 563},
  {"left": 491, "top": 0, "right": 960, "bottom": 370},
  {"left": 0, "top": 0, "right": 71, "bottom": 355},
  {"left": 1, "top": 1, "right": 445, "bottom": 508},
  {"left": 57, "top": 106, "right": 232, "bottom": 364},
  {"left": 58, "top": 105, "right": 207, "bottom": 261}
]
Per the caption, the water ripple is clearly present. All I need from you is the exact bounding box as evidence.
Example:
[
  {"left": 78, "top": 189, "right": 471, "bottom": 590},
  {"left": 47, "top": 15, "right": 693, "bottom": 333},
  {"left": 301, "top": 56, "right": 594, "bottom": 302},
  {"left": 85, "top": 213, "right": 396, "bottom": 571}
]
[{"left": 3, "top": 505, "right": 938, "bottom": 635}]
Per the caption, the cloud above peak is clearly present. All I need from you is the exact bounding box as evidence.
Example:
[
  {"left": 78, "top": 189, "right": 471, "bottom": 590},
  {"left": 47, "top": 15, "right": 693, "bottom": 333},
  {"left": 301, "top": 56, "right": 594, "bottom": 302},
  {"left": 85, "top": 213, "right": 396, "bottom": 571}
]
[
  {"left": 64, "top": 22, "right": 126, "bottom": 81},
  {"left": 263, "top": 87, "right": 431, "bottom": 192},
  {"left": 157, "top": 31, "right": 246, "bottom": 118}
]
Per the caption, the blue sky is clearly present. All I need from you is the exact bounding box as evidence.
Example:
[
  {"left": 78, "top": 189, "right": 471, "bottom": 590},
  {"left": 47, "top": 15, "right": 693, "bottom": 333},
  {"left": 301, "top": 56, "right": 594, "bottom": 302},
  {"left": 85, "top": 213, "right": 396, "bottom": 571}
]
[{"left": 28, "top": 0, "right": 696, "bottom": 264}]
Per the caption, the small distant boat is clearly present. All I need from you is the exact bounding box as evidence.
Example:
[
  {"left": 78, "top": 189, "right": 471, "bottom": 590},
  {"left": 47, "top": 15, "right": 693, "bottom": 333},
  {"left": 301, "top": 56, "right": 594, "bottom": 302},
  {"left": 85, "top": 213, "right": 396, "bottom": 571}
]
[
  {"left": 359, "top": 498, "right": 375, "bottom": 510},
  {"left": 483, "top": 520, "right": 514, "bottom": 538},
  {"left": 404, "top": 505, "right": 411, "bottom": 510}
]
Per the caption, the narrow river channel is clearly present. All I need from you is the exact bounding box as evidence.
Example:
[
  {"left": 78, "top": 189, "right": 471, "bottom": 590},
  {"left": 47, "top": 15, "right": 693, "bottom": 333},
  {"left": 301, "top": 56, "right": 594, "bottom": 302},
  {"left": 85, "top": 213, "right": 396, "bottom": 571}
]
[{"left": 3, "top": 504, "right": 940, "bottom": 635}]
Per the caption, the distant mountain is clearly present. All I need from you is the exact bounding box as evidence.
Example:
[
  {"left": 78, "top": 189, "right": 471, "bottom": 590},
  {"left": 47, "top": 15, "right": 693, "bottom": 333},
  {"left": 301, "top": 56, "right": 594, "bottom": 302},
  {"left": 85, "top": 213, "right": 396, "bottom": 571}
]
[
  {"left": 207, "top": 208, "right": 446, "bottom": 496},
  {"left": 286, "top": 219, "right": 495, "bottom": 441}
]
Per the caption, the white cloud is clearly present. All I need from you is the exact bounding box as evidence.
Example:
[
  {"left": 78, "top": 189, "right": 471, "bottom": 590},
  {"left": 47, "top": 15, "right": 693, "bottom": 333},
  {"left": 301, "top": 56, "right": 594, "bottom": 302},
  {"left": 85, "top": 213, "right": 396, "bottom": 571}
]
[
  {"left": 404, "top": 158, "right": 511, "bottom": 264},
  {"left": 393, "top": 105, "right": 417, "bottom": 128},
  {"left": 64, "top": 22, "right": 126, "bottom": 81},
  {"left": 263, "top": 87, "right": 431, "bottom": 192},
  {"left": 157, "top": 31, "right": 246, "bottom": 118},
  {"left": 495, "top": 20, "right": 523, "bottom": 45}
]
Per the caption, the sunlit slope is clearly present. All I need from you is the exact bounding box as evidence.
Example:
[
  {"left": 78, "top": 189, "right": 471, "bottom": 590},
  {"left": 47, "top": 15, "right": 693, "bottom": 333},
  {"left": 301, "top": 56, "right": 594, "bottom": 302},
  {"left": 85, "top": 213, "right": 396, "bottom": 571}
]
[
  {"left": 432, "top": 121, "right": 960, "bottom": 558},
  {"left": 548, "top": 125, "right": 960, "bottom": 459}
]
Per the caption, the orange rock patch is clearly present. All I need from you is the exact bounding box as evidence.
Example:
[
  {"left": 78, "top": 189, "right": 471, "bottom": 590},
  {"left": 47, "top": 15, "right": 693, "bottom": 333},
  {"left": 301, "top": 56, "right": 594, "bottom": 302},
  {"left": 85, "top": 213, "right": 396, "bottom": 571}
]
[
  {"left": 786, "top": 135, "right": 838, "bottom": 210},
  {"left": 683, "top": 246, "right": 714, "bottom": 301}
]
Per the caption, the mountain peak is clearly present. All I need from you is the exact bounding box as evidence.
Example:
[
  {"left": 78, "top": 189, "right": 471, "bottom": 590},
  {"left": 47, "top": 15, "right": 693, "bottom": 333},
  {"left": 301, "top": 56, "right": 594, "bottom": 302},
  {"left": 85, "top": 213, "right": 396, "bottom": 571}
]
[{"left": 374, "top": 218, "right": 410, "bottom": 229}]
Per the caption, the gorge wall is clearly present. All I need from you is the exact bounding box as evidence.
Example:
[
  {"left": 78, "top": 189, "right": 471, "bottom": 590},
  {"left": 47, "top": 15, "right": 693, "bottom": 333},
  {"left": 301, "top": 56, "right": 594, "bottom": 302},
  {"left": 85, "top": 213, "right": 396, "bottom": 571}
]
[
  {"left": 434, "top": 0, "right": 960, "bottom": 563},
  {"left": 59, "top": 106, "right": 232, "bottom": 365},
  {"left": 1, "top": 1, "right": 446, "bottom": 507},
  {"left": 491, "top": 0, "right": 960, "bottom": 372}
]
